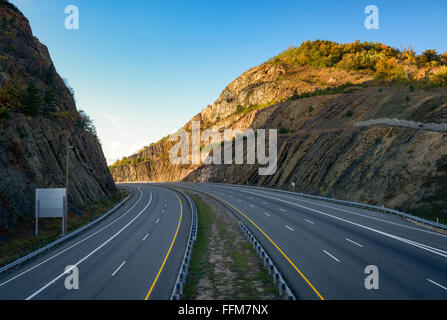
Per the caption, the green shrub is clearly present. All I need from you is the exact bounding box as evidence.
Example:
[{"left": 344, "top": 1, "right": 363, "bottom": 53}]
[
  {"left": 4, "top": 44, "right": 16, "bottom": 54},
  {"left": 345, "top": 110, "right": 353, "bottom": 118},
  {"left": 0, "top": 79, "right": 24, "bottom": 110},
  {"left": 43, "top": 88, "right": 57, "bottom": 114},
  {"left": 77, "top": 110, "right": 97, "bottom": 137},
  {"left": 235, "top": 101, "right": 277, "bottom": 114},
  {"left": 0, "top": 105, "right": 10, "bottom": 119},
  {"left": 267, "top": 40, "right": 400, "bottom": 69},
  {"left": 1, "top": 17, "right": 8, "bottom": 31},
  {"left": 22, "top": 83, "right": 42, "bottom": 116},
  {"left": 279, "top": 127, "right": 295, "bottom": 134},
  {"left": 289, "top": 83, "right": 355, "bottom": 101},
  {"left": 43, "top": 66, "right": 55, "bottom": 86},
  {"left": 267, "top": 40, "right": 446, "bottom": 85},
  {"left": 431, "top": 66, "right": 447, "bottom": 86}
]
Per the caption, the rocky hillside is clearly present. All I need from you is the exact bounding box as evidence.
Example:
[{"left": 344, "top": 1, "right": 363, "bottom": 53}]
[
  {"left": 111, "top": 40, "right": 447, "bottom": 222},
  {"left": 0, "top": 1, "right": 115, "bottom": 229}
]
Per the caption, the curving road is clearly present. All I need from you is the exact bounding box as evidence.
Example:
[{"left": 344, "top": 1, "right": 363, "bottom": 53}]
[
  {"left": 172, "top": 182, "right": 447, "bottom": 300},
  {"left": 0, "top": 184, "right": 192, "bottom": 300},
  {"left": 2, "top": 181, "right": 445, "bottom": 300}
]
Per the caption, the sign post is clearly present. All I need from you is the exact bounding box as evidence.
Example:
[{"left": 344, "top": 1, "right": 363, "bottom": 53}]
[{"left": 35, "top": 188, "right": 67, "bottom": 236}]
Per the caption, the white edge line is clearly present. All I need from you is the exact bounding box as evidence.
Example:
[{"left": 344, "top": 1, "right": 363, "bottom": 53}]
[
  {"left": 25, "top": 192, "right": 153, "bottom": 300},
  {"left": 251, "top": 188, "right": 447, "bottom": 238},
  {"left": 0, "top": 188, "right": 145, "bottom": 288},
  {"left": 239, "top": 189, "right": 447, "bottom": 259}
]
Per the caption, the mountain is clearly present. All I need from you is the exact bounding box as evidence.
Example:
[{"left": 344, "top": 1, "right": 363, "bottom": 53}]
[
  {"left": 0, "top": 1, "right": 115, "bottom": 229},
  {"left": 111, "top": 41, "right": 447, "bottom": 222}
]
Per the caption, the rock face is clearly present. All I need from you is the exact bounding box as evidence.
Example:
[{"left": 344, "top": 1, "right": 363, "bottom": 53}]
[
  {"left": 0, "top": 2, "right": 115, "bottom": 229},
  {"left": 111, "top": 43, "right": 447, "bottom": 220},
  {"left": 185, "top": 87, "right": 447, "bottom": 220}
]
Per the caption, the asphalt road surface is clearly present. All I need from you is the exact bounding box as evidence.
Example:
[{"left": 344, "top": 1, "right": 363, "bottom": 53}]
[
  {"left": 0, "top": 184, "right": 191, "bottom": 300},
  {"left": 172, "top": 182, "right": 447, "bottom": 300}
]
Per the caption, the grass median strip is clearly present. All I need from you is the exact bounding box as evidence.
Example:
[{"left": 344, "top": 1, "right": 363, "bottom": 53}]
[
  {"left": 0, "top": 188, "right": 130, "bottom": 267},
  {"left": 183, "top": 192, "right": 279, "bottom": 300}
]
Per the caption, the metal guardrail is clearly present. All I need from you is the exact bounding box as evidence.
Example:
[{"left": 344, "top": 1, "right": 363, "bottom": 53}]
[
  {"left": 0, "top": 188, "right": 133, "bottom": 275},
  {"left": 238, "top": 221, "right": 295, "bottom": 300},
  {"left": 170, "top": 184, "right": 295, "bottom": 300},
  {"left": 235, "top": 184, "right": 447, "bottom": 231},
  {"left": 355, "top": 118, "right": 447, "bottom": 132},
  {"left": 202, "top": 190, "right": 296, "bottom": 300},
  {"left": 169, "top": 189, "right": 198, "bottom": 300}
]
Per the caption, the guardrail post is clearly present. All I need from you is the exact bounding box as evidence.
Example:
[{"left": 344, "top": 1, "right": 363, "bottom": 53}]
[
  {"left": 273, "top": 271, "right": 279, "bottom": 284},
  {"left": 279, "top": 281, "right": 286, "bottom": 297},
  {"left": 268, "top": 263, "right": 274, "bottom": 276},
  {"left": 177, "top": 280, "right": 183, "bottom": 295}
]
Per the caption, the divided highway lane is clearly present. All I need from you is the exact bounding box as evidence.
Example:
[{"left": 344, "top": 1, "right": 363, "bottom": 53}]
[
  {"left": 173, "top": 182, "right": 447, "bottom": 300},
  {"left": 0, "top": 184, "right": 192, "bottom": 300}
]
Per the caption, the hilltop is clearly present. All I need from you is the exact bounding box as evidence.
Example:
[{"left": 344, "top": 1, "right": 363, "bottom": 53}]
[{"left": 111, "top": 40, "right": 447, "bottom": 223}]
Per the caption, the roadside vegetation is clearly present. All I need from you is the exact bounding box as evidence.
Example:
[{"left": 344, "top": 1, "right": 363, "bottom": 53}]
[
  {"left": 0, "top": 188, "right": 130, "bottom": 267},
  {"left": 288, "top": 82, "right": 359, "bottom": 101},
  {"left": 0, "top": 74, "right": 98, "bottom": 138},
  {"left": 235, "top": 101, "right": 279, "bottom": 115},
  {"left": 267, "top": 40, "right": 447, "bottom": 87},
  {"left": 109, "top": 155, "right": 145, "bottom": 169},
  {"left": 183, "top": 193, "right": 279, "bottom": 300}
]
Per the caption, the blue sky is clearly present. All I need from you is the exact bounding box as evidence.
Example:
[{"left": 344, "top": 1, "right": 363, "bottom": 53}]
[{"left": 11, "top": 0, "right": 447, "bottom": 164}]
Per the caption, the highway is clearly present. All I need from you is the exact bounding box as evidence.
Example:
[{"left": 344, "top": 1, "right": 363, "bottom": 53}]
[
  {"left": 2, "top": 181, "right": 446, "bottom": 300},
  {"left": 0, "top": 184, "right": 192, "bottom": 300},
  {"left": 172, "top": 182, "right": 447, "bottom": 300}
]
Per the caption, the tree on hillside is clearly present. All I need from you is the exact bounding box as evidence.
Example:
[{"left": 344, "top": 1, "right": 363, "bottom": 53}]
[
  {"left": 22, "top": 82, "right": 42, "bottom": 116},
  {"left": 77, "top": 109, "right": 97, "bottom": 138},
  {"left": 43, "top": 88, "right": 57, "bottom": 114},
  {"left": 417, "top": 50, "right": 440, "bottom": 67}
]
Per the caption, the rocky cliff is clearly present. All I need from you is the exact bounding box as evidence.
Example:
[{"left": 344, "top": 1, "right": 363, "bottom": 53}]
[
  {"left": 111, "top": 40, "right": 447, "bottom": 222},
  {"left": 0, "top": 1, "right": 115, "bottom": 229}
]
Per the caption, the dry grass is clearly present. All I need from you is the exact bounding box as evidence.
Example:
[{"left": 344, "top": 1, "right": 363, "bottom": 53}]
[{"left": 183, "top": 192, "right": 279, "bottom": 300}]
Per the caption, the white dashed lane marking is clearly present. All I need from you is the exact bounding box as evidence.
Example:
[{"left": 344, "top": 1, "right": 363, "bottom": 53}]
[
  {"left": 345, "top": 238, "right": 364, "bottom": 248},
  {"left": 323, "top": 250, "right": 340, "bottom": 262},
  {"left": 112, "top": 261, "right": 126, "bottom": 277}
]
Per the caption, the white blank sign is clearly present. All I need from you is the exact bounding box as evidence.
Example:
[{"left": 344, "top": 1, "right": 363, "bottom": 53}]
[{"left": 36, "top": 188, "right": 66, "bottom": 218}]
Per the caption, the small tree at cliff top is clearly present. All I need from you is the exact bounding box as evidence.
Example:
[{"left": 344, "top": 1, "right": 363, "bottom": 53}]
[{"left": 77, "top": 110, "right": 98, "bottom": 138}]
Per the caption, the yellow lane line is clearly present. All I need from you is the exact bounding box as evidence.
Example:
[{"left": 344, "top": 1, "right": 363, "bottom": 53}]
[
  {"left": 210, "top": 192, "right": 324, "bottom": 300},
  {"left": 144, "top": 191, "right": 183, "bottom": 300}
]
